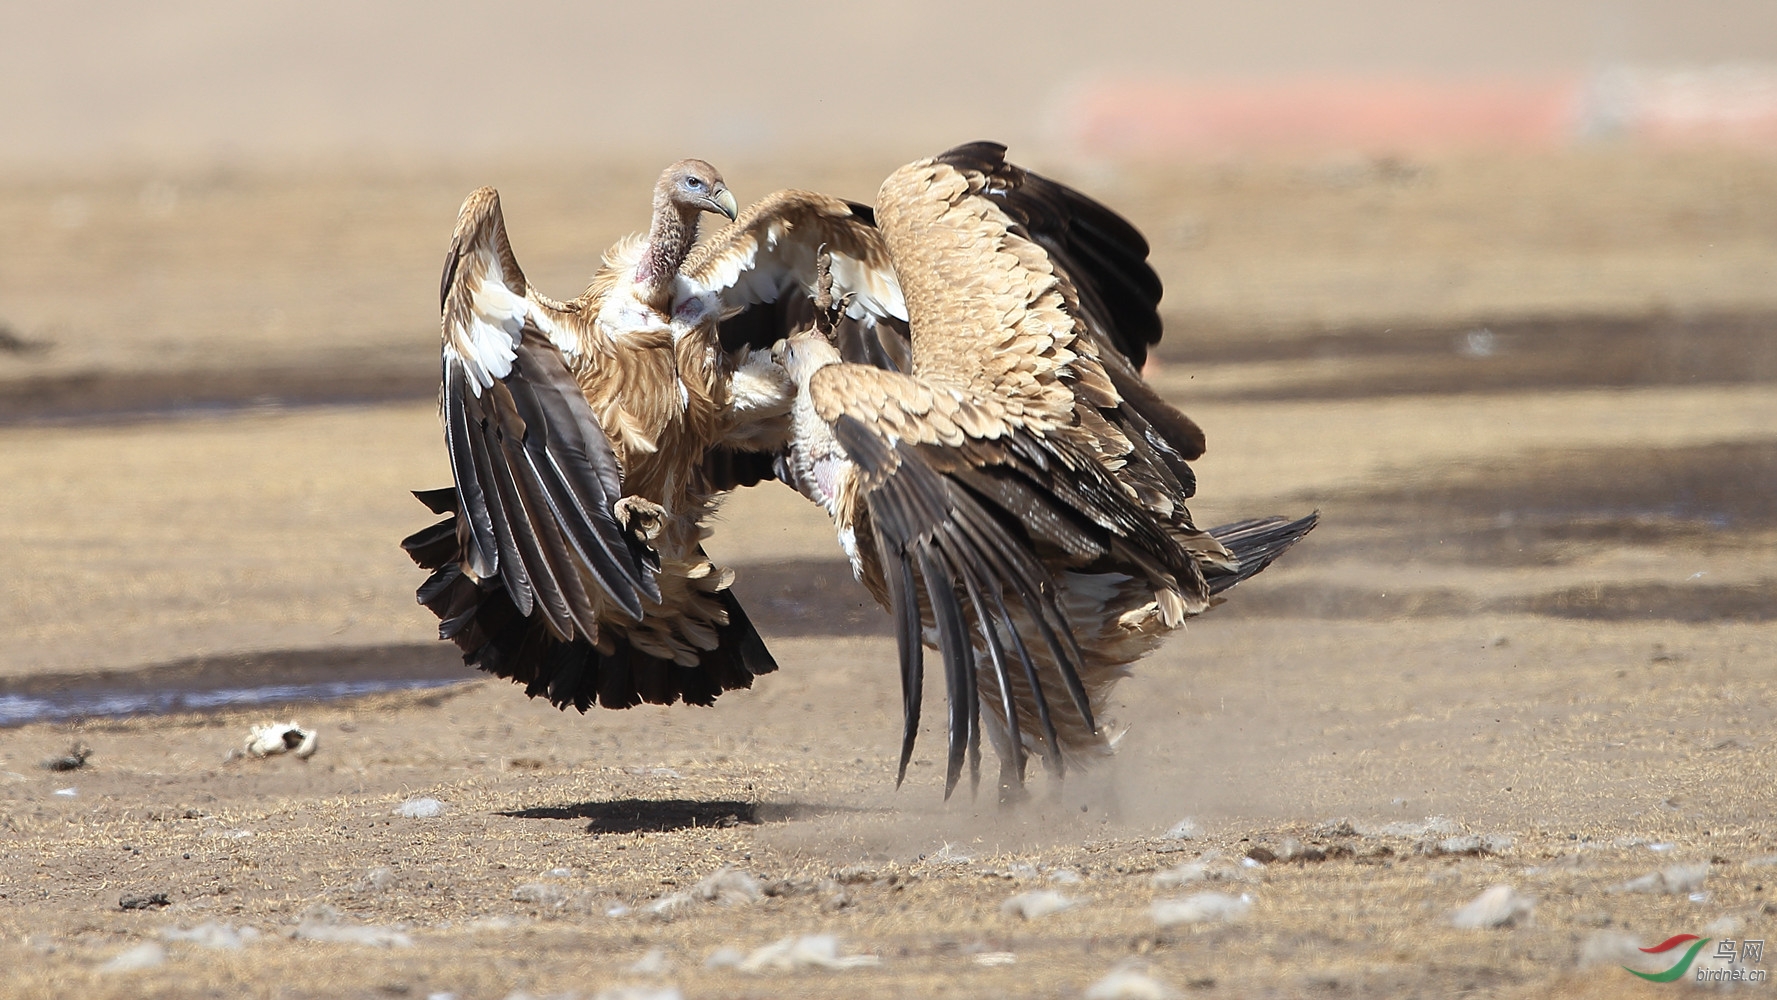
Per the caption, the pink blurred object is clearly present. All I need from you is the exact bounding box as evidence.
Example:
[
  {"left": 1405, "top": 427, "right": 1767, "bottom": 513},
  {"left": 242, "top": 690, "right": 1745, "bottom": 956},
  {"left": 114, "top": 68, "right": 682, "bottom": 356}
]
[{"left": 1061, "top": 67, "right": 1777, "bottom": 156}]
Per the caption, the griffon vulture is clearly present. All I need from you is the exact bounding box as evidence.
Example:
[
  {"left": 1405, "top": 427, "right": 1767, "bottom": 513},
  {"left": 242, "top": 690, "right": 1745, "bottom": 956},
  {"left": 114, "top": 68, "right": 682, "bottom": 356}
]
[
  {"left": 401, "top": 160, "right": 788, "bottom": 711},
  {"left": 402, "top": 159, "right": 915, "bottom": 712},
  {"left": 723, "top": 144, "right": 1318, "bottom": 798}
]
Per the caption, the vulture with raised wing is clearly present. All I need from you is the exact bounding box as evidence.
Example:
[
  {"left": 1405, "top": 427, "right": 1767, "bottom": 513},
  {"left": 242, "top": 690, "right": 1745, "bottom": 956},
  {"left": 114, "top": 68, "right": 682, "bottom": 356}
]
[
  {"left": 401, "top": 160, "right": 787, "bottom": 712},
  {"left": 400, "top": 143, "right": 1314, "bottom": 803},
  {"left": 752, "top": 144, "right": 1317, "bottom": 798}
]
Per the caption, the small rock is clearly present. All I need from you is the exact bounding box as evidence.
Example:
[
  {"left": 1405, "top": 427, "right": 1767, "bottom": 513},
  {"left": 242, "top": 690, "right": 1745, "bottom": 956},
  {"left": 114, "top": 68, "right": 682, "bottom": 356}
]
[
  {"left": 512, "top": 884, "right": 569, "bottom": 908},
  {"left": 736, "top": 934, "right": 879, "bottom": 973},
  {"left": 119, "top": 893, "right": 171, "bottom": 911},
  {"left": 594, "top": 988, "right": 683, "bottom": 1000},
  {"left": 1150, "top": 892, "right": 1252, "bottom": 926},
  {"left": 1608, "top": 862, "right": 1708, "bottom": 895},
  {"left": 1084, "top": 965, "right": 1178, "bottom": 999},
  {"left": 40, "top": 745, "right": 91, "bottom": 772},
  {"left": 244, "top": 721, "right": 317, "bottom": 759},
  {"left": 96, "top": 942, "right": 166, "bottom": 974},
  {"left": 1418, "top": 834, "right": 1514, "bottom": 857},
  {"left": 394, "top": 797, "right": 445, "bottom": 819},
  {"left": 1161, "top": 817, "right": 1200, "bottom": 841},
  {"left": 973, "top": 952, "right": 1016, "bottom": 966},
  {"left": 694, "top": 865, "right": 762, "bottom": 906},
  {"left": 627, "top": 947, "right": 671, "bottom": 975},
  {"left": 1001, "top": 890, "right": 1078, "bottom": 920},
  {"left": 644, "top": 891, "right": 696, "bottom": 922},
  {"left": 353, "top": 867, "right": 398, "bottom": 893},
  {"left": 288, "top": 906, "right": 412, "bottom": 947},
  {"left": 53, "top": 787, "right": 77, "bottom": 797},
  {"left": 1450, "top": 885, "right": 1535, "bottom": 929}
]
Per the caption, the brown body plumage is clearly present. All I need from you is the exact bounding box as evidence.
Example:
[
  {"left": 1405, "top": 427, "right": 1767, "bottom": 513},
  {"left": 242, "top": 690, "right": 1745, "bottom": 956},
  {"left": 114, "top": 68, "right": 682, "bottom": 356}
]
[
  {"left": 402, "top": 161, "right": 780, "bottom": 711},
  {"left": 767, "top": 144, "right": 1318, "bottom": 798}
]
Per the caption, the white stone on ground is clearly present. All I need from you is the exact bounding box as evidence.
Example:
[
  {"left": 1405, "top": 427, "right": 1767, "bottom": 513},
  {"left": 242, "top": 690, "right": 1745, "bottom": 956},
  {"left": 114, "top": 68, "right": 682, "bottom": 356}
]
[
  {"left": 1609, "top": 862, "right": 1709, "bottom": 895},
  {"left": 1161, "top": 817, "right": 1200, "bottom": 840},
  {"left": 1084, "top": 965, "right": 1179, "bottom": 999},
  {"left": 353, "top": 866, "right": 398, "bottom": 893},
  {"left": 394, "top": 797, "right": 445, "bottom": 818},
  {"left": 1419, "top": 834, "right": 1514, "bottom": 856},
  {"left": 736, "top": 934, "right": 880, "bottom": 973},
  {"left": 243, "top": 721, "right": 318, "bottom": 758},
  {"left": 1001, "top": 890, "right": 1079, "bottom": 920},
  {"left": 288, "top": 906, "right": 413, "bottom": 947},
  {"left": 694, "top": 865, "right": 762, "bottom": 906},
  {"left": 1150, "top": 892, "right": 1252, "bottom": 926},
  {"left": 1450, "top": 885, "right": 1535, "bottom": 929},
  {"left": 644, "top": 891, "right": 695, "bottom": 921},
  {"left": 594, "top": 988, "right": 684, "bottom": 1000}
]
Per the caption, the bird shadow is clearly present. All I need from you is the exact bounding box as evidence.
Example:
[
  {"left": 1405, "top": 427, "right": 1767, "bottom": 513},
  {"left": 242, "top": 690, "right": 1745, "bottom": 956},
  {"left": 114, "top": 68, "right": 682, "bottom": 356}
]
[{"left": 497, "top": 797, "right": 881, "bottom": 835}]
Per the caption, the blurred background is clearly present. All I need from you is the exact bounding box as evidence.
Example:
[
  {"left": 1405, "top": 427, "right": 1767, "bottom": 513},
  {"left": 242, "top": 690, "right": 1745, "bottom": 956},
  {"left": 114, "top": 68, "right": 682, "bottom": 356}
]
[{"left": 2, "top": 0, "right": 1774, "bottom": 703}]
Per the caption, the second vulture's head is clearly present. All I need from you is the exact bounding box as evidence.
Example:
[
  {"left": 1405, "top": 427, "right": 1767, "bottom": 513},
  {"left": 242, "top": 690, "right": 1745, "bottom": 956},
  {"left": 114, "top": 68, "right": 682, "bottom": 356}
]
[{"left": 657, "top": 159, "right": 739, "bottom": 223}]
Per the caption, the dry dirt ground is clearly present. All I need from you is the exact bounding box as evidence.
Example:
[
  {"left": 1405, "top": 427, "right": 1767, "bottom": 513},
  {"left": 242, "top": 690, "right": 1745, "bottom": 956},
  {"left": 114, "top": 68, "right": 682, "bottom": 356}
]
[{"left": 1, "top": 151, "right": 1775, "bottom": 998}]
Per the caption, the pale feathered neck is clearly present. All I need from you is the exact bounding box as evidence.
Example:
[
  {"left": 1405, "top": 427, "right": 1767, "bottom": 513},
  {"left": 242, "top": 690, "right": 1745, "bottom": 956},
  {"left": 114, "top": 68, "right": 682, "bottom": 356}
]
[{"left": 632, "top": 178, "right": 703, "bottom": 310}]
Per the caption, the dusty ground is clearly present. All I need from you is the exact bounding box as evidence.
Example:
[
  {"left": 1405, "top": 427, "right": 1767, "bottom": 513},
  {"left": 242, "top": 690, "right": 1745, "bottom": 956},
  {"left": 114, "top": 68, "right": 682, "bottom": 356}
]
[{"left": 1, "top": 151, "right": 1775, "bottom": 998}]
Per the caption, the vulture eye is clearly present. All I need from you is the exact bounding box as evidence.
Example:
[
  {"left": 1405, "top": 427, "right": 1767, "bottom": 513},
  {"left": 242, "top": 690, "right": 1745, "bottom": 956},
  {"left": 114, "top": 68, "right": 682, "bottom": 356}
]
[{"left": 685, "top": 177, "right": 706, "bottom": 192}]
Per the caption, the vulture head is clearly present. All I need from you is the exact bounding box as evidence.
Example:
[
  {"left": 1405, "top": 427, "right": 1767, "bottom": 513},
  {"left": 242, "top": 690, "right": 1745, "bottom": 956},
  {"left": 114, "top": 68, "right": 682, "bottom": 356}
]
[
  {"left": 656, "top": 158, "right": 739, "bottom": 224},
  {"left": 776, "top": 329, "right": 842, "bottom": 388}
]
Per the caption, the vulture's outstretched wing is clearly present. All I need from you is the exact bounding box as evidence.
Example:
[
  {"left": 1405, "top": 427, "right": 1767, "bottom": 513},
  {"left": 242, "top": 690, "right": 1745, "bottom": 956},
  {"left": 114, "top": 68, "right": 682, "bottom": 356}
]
[
  {"left": 929, "top": 141, "right": 1207, "bottom": 469},
  {"left": 930, "top": 142, "right": 1163, "bottom": 368},
  {"left": 436, "top": 187, "right": 656, "bottom": 632},
  {"left": 681, "top": 189, "right": 911, "bottom": 369},
  {"left": 795, "top": 156, "right": 1219, "bottom": 798},
  {"left": 407, "top": 188, "right": 779, "bottom": 710}
]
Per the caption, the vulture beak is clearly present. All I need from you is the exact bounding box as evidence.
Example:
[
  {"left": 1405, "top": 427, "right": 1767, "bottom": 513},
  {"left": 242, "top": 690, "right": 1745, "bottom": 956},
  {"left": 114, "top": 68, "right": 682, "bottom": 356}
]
[{"left": 712, "top": 187, "right": 739, "bottom": 221}]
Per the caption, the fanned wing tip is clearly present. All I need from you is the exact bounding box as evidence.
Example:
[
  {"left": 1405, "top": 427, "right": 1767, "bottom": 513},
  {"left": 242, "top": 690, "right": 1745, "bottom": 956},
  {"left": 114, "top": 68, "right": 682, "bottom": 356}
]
[
  {"left": 1204, "top": 511, "right": 1320, "bottom": 595},
  {"left": 931, "top": 139, "right": 1164, "bottom": 368},
  {"left": 412, "top": 486, "right": 458, "bottom": 515}
]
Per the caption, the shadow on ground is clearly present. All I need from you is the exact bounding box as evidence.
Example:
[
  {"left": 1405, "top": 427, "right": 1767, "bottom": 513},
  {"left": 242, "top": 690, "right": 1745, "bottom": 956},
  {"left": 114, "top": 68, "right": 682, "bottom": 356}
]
[{"left": 497, "top": 798, "right": 879, "bottom": 834}]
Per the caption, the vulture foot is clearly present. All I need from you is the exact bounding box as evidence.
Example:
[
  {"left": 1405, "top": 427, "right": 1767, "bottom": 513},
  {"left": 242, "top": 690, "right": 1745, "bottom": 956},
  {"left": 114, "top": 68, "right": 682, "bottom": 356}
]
[{"left": 613, "top": 496, "right": 668, "bottom": 544}]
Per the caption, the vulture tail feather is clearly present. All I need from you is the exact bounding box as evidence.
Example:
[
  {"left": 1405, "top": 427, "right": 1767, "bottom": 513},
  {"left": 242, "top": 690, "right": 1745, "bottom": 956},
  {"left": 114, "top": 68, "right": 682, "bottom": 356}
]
[{"left": 1204, "top": 512, "right": 1320, "bottom": 595}]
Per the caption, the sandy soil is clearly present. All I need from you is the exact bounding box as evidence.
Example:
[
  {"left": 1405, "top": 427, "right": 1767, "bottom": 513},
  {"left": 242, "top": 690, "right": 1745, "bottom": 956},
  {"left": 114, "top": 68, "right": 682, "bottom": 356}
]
[{"left": 1, "top": 152, "right": 1774, "bottom": 998}]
